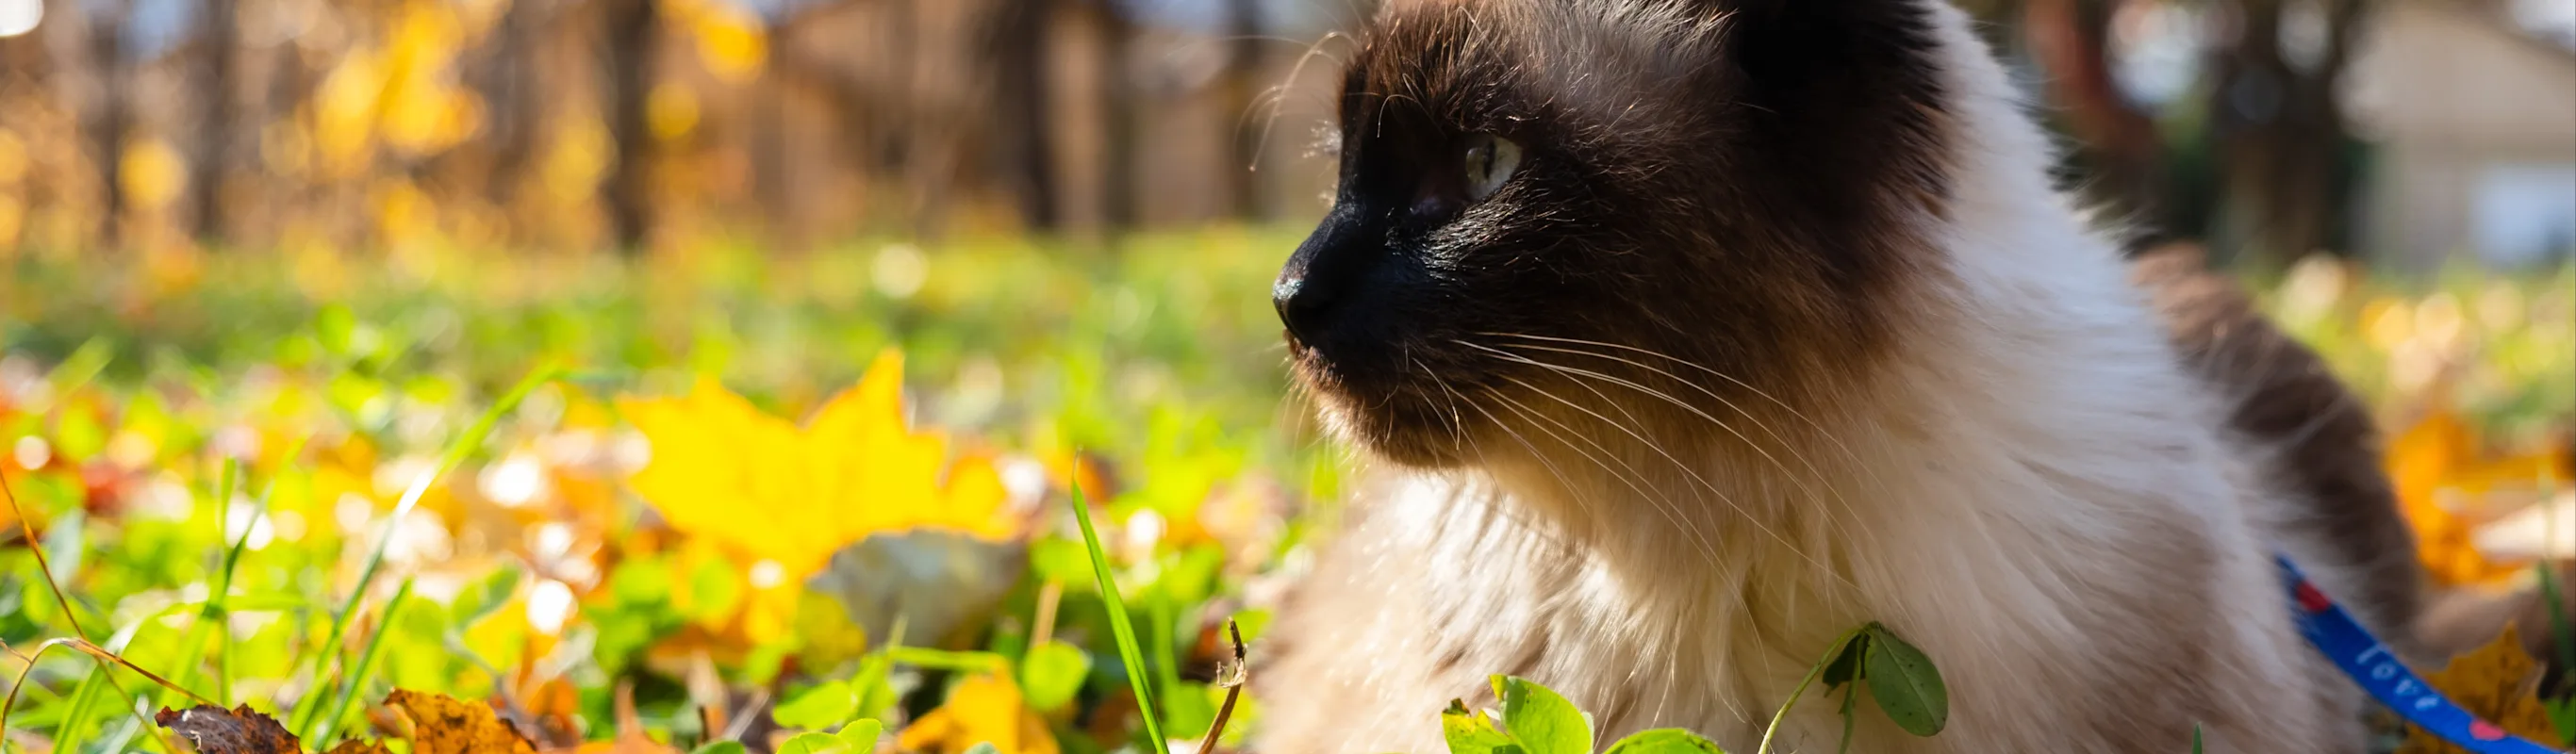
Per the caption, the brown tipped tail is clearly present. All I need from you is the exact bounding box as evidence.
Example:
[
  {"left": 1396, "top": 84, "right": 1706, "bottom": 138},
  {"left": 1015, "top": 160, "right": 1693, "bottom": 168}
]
[
  {"left": 2130, "top": 245, "right": 2428, "bottom": 647},
  {"left": 2418, "top": 564, "right": 2576, "bottom": 676}
]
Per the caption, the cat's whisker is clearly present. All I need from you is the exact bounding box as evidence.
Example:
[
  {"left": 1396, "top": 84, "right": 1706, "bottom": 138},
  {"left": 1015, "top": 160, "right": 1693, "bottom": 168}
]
[
  {"left": 1469, "top": 336, "right": 1874, "bottom": 533},
  {"left": 1461, "top": 338, "right": 1870, "bottom": 590},
  {"left": 1479, "top": 332, "right": 1870, "bottom": 471},
  {"left": 1413, "top": 355, "right": 1475, "bottom": 458},
  {"left": 1457, "top": 339, "right": 1825, "bottom": 498},
  {"left": 1482, "top": 386, "right": 1721, "bottom": 566},
  {"left": 1479, "top": 368, "right": 1736, "bottom": 561},
  {"left": 1250, "top": 30, "right": 1354, "bottom": 168},
  {"left": 1459, "top": 391, "right": 1592, "bottom": 523}
]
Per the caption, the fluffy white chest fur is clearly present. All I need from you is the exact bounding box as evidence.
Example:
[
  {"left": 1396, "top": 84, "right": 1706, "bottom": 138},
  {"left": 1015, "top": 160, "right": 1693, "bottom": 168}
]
[{"left": 1248, "top": 4, "right": 2384, "bottom": 752}]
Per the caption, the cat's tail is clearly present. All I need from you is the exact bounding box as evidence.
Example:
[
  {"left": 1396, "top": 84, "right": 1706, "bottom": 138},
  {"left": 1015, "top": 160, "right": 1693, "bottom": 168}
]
[
  {"left": 2418, "top": 564, "right": 2576, "bottom": 676},
  {"left": 2131, "top": 244, "right": 2427, "bottom": 647}
]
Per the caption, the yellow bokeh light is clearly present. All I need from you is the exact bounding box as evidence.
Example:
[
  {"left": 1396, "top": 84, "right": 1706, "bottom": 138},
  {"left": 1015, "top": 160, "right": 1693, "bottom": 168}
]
[{"left": 119, "top": 138, "right": 189, "bottom": 211}]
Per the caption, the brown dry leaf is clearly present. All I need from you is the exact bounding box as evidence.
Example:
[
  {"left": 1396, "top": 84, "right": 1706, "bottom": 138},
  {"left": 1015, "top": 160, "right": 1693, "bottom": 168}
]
[
  {"left": 2397, "top": 623, "right": 2568, "bottom": 753},
  {"left": 895, "top": 672, "right": 1059, "bottom": 754},
  {"left": 496, "top": 678, "right": 585, "bottom": 750},
  {"left": 155, "top": 704, "right": 302, "bottom": 754},
  {"left": 386, "top": 689, "right": 541, "bottom": 754},
  {"left": 324, "top": 742, "right": 397, "bottom": 754}
]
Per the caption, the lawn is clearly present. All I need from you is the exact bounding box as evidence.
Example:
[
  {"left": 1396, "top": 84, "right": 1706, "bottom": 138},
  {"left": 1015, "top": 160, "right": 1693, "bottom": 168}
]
[{"left": 1, "top": 231, "right": 2569, "bottom": 754}]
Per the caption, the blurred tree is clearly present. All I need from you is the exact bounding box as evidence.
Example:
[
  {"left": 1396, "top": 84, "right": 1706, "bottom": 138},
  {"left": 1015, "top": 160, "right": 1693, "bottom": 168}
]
[
  {"left": 758, "top": 5, "right": 796, "bottom": 249},
  {"left": 1220, "top": 0, "right": 1263, "bottom": 221},
  {"left": 1093, "top": 0, "right": 1136, "bottom": 231},
  {"left": 601, "top": 0, "right": 660, "bottom": 254},
  {"left": 2205, "top": 0, "right": 2371, "bottom": 266},
  {"left": 86, "top": 0, "right": 129, "bottom": 249},
  {"left": 987, "top": 0, "right": 1059, "bottom": 230},
  {"left": 190, "top": 0, "right": 238, "bottom": 244},
  {"left": 473, "top": 0, "right": 542, "bottom": 219}
]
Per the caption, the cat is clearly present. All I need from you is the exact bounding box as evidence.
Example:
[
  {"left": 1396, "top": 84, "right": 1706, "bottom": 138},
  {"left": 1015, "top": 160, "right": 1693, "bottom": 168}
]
[{"left": 1247, "top": 1, "right": 2436, "bottom": 750}]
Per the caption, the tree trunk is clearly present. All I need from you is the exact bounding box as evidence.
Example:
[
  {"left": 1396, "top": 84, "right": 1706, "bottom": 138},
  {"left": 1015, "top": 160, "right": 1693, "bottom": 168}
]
[
  {"left": 989, "top": 0, "right": 1060, "bottom": 230},
  {"left": 758, "top": 18, "right": 795, "bottom": 249},
  {"left": 1098, "top": 0, "right": 1137, "bottom": 231},
  {"left": 2206, "top": 0, "right": 2370, "bottom": 267},
  {"left": 601, "top": 0, "right": 659, "bottom": 254},
  {"left": 88, "top": 0, "right": 129, "bottom": 250},
  {"left": 478, "top": 0, "right": 539, "bottom": 214},
  {"left": 1219, "top": 0, "right": 1264, "bottom": 221},
  {"left": 190, "top": 0, "right": 239, "bottom": 245}
]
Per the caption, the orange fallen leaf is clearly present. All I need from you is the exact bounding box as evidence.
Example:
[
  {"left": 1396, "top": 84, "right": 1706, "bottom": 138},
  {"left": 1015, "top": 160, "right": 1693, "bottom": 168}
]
[
  {"left": 2397, "top": 623, "right": 2567, "bottom": 754},
  {"left": 155, "top": 704, "right": 302, "bottom": 754},
  {"left": 385, "top": 689, "right": 540, "bottom": 754},
  {"left": 2387, "top": 409, "right": 2570, "bottom": 586},
  {"left": 895, "top": 672, "right": 1059, "bottom": 754}
]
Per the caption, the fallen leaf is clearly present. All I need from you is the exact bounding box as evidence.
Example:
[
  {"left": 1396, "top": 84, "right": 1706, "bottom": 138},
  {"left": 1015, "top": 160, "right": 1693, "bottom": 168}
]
[
  {"left": 618, "top": 351, "right": 1022, "bottom": 647},
  {"left": 2387, "top": 410, "right": 2568, "bottom": 586},
  {"left": 155, "top": 705, "right": 301, "bottom": 754},
  {"left": 2397, "top": 623, "right": 2567, "bottom": 753},
  {"left": 895, "top": 672, "right": 1058, "bottom": 754},
  {"left": 496, "top": 678, "right": 585, "bottom": 750},
  {"left": 324, "top": 743, "right": 397, "bottom": 754},
  {"left": 806, "top": 529, "right": 1027, "bottom": 652},
  {"left": 386, "top": 689, "right": 541, "bottom": 754}
]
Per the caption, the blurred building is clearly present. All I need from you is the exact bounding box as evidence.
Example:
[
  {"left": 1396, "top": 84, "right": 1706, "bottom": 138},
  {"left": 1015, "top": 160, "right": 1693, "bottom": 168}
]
[{"left": 2347, "top": 0, "right": 2576, "bottom": 270}]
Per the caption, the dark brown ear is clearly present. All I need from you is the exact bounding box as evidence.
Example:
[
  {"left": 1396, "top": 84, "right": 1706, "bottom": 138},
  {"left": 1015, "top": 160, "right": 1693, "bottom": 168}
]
[{"left": 1709, "top": 0, "right": 1957, "bottom": 234}]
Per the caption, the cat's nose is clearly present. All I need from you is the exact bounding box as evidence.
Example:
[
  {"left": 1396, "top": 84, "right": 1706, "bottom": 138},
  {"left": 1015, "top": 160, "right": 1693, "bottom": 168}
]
[
  {"left": 1274, "top": 274, "right": 1333, "bottom": 345},
  {"left": 1278, "top": 202, "right": 1371, "bottom": 348}
]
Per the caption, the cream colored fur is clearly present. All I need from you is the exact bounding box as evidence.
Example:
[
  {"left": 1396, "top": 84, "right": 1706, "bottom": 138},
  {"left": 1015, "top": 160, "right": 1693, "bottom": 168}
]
[{"left": 1251, "top": 2, "right": 2381, "bottom": 751}]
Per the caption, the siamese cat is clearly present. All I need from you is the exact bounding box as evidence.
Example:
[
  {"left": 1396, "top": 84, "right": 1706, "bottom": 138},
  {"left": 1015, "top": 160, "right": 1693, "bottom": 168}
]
[{"left": 1248, "top": 1, "right": 2447, "bottom": 751}]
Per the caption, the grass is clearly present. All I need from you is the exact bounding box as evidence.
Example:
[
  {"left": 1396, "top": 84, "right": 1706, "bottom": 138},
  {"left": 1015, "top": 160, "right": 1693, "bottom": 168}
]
[{"left": 0, "top": 229, "right": 2568, "bottom": 753}]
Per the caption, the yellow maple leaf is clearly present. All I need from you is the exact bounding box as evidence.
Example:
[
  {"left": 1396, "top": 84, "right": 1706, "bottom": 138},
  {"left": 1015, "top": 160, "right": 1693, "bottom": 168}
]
[
  {"left": 895, "top": 672, "right": 1059, "bottom": 754},
  {"left": 619, "top": 348, "right": 1021, "bottom": 590},
  {"left": 2396, "top": 623, "right": 2567, "bottom": 753}
]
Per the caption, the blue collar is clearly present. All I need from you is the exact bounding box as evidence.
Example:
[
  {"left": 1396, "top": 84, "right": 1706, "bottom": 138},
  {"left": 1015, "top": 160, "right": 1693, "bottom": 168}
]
[{"left": 2275, "top": 554, "right": 2568, "bottom": 753}]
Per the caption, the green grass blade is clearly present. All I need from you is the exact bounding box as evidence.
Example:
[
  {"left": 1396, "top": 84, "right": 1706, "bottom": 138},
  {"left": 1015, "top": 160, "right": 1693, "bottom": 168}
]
[
  {"left": 2539, "top": 561, "right": 2576, "bottom": 680},
  {"left": 289, "top": 365, "right": 560, "bottom": 735},
  {"left": 159, "top": 459, "right": 239, "bottom": 711},
  {"left": 212, "top": 459, "right": 239, "bottom": 706},
  {"left": 1150, "top": 591, "right": 1180, "bottom": 707},
  {"left": 50, "top": 673, "right": 106, "bottom": 754},
  {"left": 1068, "top": 482, "right": 1170, "bottom": 754},
  {"left": 315, "top": 577, "right": 416, "bottom": 745}
]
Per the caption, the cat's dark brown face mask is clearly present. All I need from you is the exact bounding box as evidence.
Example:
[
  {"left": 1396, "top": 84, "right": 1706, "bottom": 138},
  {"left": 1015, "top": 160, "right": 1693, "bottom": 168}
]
[{"left": 1276, "top": 0, "right": 1955, "bottom": 467}]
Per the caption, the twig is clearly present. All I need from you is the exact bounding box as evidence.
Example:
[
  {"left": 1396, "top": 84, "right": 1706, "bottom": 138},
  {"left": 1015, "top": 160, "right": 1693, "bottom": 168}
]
[
  {"left": 2, "top": 637, "right": 207, "bottom": 754},
  {"left": 1193, "top": 620, "right": 1247, "bottom": 754},
  {"left": 2, "top": 467, "right": 92, "bottom": 641},
  {"left": 1032, "top": 581, "right": 1064, "bottom": 648}
]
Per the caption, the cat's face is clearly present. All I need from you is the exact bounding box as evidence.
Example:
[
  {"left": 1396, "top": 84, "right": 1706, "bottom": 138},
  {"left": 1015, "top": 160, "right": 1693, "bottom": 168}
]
[{"left": 1278, "top": 0, "right": 1955, "bottom": 467}]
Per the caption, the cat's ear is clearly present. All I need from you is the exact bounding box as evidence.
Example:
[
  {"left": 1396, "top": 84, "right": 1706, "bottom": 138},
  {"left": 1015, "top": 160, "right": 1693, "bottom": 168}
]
[{"left": 1712, "top": 0, "right": 1946, "bottom": 82}]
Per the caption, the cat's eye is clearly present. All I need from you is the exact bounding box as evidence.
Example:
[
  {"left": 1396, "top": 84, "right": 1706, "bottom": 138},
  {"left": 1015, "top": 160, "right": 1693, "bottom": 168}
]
[{"left": 1462, "top": 134, "right": 1522, "bottom": 201}]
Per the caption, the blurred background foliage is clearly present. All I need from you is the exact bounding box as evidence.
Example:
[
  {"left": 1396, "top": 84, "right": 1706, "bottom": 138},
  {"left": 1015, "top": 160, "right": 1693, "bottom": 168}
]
[{"left": 0, "top": 0, "right": 2566, "bottom": 268}]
